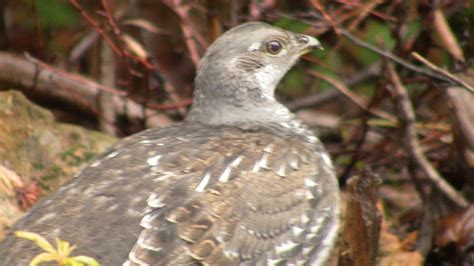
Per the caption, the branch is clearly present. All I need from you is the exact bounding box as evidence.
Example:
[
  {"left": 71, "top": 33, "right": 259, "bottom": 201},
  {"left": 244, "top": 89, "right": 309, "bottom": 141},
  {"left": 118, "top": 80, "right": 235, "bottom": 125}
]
[
  {"left": 163, "top": 0, "right": 202, "bottom": 67},
  {"left": 0, "top": 52, "right": 176, "bottom": 127},
  {"left": 287, "top": 61, "right": 381, "bottom": 111},
  {"left": 308, "top": 70, "right": 396, "bottom": 121},
  {"left": 412, "top": 52, "right": 473, "bottom": 93},
  {"left": 275, "top": 11, "right": 474, "bottom": 94},
  {"left": 387, "top": 63, "right": 468, "bottom": 208}
]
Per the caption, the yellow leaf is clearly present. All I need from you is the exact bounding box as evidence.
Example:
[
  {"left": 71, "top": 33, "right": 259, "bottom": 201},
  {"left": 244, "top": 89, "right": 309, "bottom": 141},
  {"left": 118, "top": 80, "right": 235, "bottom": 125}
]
[
  {"left": 64, "top": 259, "right": 82, "bottom": 266},
  {"left": 121, "top": 34, "right": 148, "bottom": 59},
  {"left": 30, "top": 252, "right": 55, "bottom": 266},
  {"left": 56, "top": 237, "right": 75, "bottom": 257},
  {"left": 15, "top": 231, "right": 56, "bottom": 254},
  {"left": 69, "top": 255, "right": 100, "bottom": 266},
  {"left": 122, "top": 18, "right": 159, "bottom": 34}
]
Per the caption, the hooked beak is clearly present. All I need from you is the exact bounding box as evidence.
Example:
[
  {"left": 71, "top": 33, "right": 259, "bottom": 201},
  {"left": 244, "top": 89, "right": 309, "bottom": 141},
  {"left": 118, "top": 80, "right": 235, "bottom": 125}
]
[{"left": 297, "top": 34, "right": 323, "bottom": 55}]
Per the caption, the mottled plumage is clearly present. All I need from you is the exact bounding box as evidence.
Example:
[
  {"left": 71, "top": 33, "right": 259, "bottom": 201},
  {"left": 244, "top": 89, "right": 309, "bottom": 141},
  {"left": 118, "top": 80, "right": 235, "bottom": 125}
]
[{"left": 0, "top": 22, "right": 340, "bottom": 265}]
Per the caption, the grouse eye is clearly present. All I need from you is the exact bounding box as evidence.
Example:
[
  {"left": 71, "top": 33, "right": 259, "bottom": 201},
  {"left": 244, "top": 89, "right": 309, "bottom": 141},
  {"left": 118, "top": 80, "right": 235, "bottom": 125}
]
[{"left": 265, "top": 40, "right": 282, "bottom": 54}]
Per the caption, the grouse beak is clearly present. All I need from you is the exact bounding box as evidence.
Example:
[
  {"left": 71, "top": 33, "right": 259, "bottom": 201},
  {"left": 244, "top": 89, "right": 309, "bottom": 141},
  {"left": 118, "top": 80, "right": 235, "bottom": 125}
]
[{"left": 298, "top": 34, "right": 323, "bottom": 55}]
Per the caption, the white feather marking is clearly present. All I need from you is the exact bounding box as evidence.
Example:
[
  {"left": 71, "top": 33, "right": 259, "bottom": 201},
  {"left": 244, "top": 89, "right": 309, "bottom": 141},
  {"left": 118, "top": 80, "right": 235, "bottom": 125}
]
[
  {"left": 219, "top": 155, "right": 243, "bottom": 183},
  {"left": 276, "top": 163, "right": 287, "bottom": 177},
  {"left": 310, "top": 217, "right": 325, "bottom": 233},
  {"left": 90, "top": 160, "right": 101, "bottom": 167},
  {"left": 138, "top": 235, "right": 161, "bottom": 252},
  {"left": 307, "top": 135, "right": 318, "bottom": 143},
  {"left": 247, "top": 42, "right": 261, "bottom": 51},
  {"left": 263, "top": 144, "right": 274, "bottom": 153},
  {"left": 219, "top": 166, "right": 232, "bottom": 183},
  {"left": 323, "top": 206, "right": 332, "bottom": 216},
  {"left": 107, "top": 204, "right": 119, "bottom": 212},
  {"left": 316, "top": 186, "right": 323, "bottom": 195},
  {"left": 147, "top": 155, "right": 162, "bottom": 166},
  {"left": 305, "top": 233, "right": 317, "bottom": 241},
  {"left": 280, "top": 122, "right": 291, "bottom": 129},
  {"left": 230, "top": 155, "right": 244, "bottom": 167},
  {"left": 253, "top": 152, "right": 270, "bottom": 173},
  {"left": 302, "top": 246, "right": 313, "bottom": 256},
  {"left": 35, "top": 212, "right": 57, "bottom": 224},
  {"left": 289, "top": 158, "right": 299, "bottom": 169},
  {"left": 147, "top": 192, "right": 157, "bottom": 201},
  {"left": 107, "top": 151, "right": 119, "bottom": 158},
  {"left": 195, "top": 172, "right": 211, "bottom": 192},
  {"left": 301, "top": 154, "right": 310, "bottom": 164},
  {"left": 275, "top": 240, "right": 299, "bottom": 255},
  {"left": 224, "top": 250, "right": 240, "bottom": 258},
  {"left": 140, "top": 139, "right": 152, "bottom": 144},
  {"left": 267, "top": 258, "right": 284, "bottom": 266},
  {"left": 247, "top": 228, "right": 255, "bottom": 236},
  {"left": 306, "top": 190, "right": 315, "bottom": 200},
  {"left": 128, "top": 251, "right": 149, "bottom": 265},
  {"left": 126, "top": 209, "right": 141, "bottom": 217},
  {"left": 260, "top": 153, "right": 270, "bottom": 169},
  {"left": 255, "top": 64, "right": 277, "bottom": 99},
  {"left": 296, "top": 259, "right": 306, "bottom": 266},
  {"left": 312, "top": 216, "right": 340, "bottom": 266},
  {"left": 247, "top": 202, "right": 258, "bottom": 211},
  {"left": 140, "top": 213, "right": 158, "bottom": 229},
  {"left": 321, "top": 153, "right": 332, "bottom": 166},
  {"left": 292, "top": 226, "right": 304, "bottom": 237},
  {"left": 301, "top": 213, "right": 310, "bottom": 225},
  {"left": 252, "top": 160, "right": 261, "bottom": 173},
  {"left": 147, "top": 193, "right": 165, "bottom": 208},
  {"left": 304, "top": 178, "right": 318, "bottom": 187},
  {"left": 154, "top": 172, "right": 176, "bottom": 182}
]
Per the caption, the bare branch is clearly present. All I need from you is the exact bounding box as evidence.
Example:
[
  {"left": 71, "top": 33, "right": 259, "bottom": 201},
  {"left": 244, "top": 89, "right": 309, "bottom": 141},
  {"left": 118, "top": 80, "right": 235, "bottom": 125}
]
[
  {"left": 275, "top": 11, "right": 474, "bottom": 94},
  {"left": 387, "top": 63, "right": 468, "bottom": 208},
  {"left": 0, "top": 52, "right": 174, "bottom": 127},
  {"left": 308, "top": 70, "right": 396, "bottom": 121},
  {"left": 412, "top": 52, "right": 473, "bottom": 93}
]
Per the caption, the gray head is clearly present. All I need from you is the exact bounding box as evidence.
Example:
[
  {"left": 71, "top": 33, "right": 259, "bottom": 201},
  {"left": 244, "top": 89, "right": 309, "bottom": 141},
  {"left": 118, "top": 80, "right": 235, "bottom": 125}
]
[{"left": 186, "top": 22, "right": 322, "bottom": 127}]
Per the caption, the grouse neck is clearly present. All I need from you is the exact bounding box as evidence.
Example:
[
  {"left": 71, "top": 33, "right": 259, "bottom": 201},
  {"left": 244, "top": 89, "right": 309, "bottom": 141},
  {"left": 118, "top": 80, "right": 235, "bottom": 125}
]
[
  {"left": 186, "top": 66, "right": 291, "bottom": 124},
  {"left": 186, "top": 83, "right": 318, "bottom": 144}
]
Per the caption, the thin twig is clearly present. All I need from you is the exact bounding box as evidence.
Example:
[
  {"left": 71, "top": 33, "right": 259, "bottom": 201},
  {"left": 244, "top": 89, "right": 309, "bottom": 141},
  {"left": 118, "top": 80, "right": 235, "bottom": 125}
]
[
  {"left": 412, "top": 52, "right": 473, "bottom": 93},
  {"left": 387, "top": 63, "right": 468, "bottom": 208},
  {"left": 275, "top": 11, "right": 474, "bottom": 94},
  {"left": 309, "top": 0, "right": 340, "bottom": 34},
  {"left": 70, "top": 0, "right": 122, "bottom": 56},
  {"left": 308, "top": 70, "right": 396, "bottom": 121},
  {"left": 163, "top": 0, "right": 201, "bottom": 67},
  {"left": 287, "top": 61, "right": 381, "bottom": 111}
]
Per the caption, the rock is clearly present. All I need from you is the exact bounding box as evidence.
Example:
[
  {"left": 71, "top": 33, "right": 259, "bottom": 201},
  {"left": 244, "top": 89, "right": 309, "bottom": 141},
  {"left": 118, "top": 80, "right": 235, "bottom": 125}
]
[{"left": 0, "top": 90, "right": 116, "bottom": 239}]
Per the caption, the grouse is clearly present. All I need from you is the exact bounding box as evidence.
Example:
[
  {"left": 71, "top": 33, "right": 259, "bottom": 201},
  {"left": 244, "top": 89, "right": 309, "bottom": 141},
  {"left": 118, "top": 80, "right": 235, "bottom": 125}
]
[{"left": 0, "top": 22, "right": 341, "bottom": 265}]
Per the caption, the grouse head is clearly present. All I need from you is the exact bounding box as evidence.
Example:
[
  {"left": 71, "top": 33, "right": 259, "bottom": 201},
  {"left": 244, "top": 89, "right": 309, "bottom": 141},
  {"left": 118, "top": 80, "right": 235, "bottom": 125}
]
[{"left": 187, "top": 22, "right": 322, "bottom": 127}]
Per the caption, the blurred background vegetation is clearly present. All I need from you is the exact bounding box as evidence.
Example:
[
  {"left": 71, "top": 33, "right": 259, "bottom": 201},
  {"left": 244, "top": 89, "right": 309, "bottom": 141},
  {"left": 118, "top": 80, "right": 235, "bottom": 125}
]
[{"left": 0, "top": 0, "right": 473, "bottom": 265}]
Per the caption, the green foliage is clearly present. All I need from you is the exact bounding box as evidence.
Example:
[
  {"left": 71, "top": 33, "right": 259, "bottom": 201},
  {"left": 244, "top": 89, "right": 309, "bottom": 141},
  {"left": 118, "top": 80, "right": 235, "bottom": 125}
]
[
  {"left": 348, "top": 20, "right": 395, "bottom": 66},
  {"left": 311, "top": 49, "right": 344, "bottom": 91},
  {"left": 402, "top": 20, "right": 421, "bottom": 43},
  {"left": 61, "top": 145, "right": 95, "bottom": 167},
  {"left": 15, "top": 231, "right": 99, "bottom": 266},
  {"left": 29, "top": 0, "right": 78, "bottom": 28},
  {"left": 273, "top": 17, "right": 309, "bottom": 33},
  {"left": 39, "top": 165, "right": 65, "bottom": 190},
  {"left": 280, "top": 68, "right": 306, "bottom": 98}
]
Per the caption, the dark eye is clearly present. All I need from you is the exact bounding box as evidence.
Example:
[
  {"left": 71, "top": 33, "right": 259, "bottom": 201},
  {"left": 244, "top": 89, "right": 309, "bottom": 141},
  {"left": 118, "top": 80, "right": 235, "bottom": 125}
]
[{"left": 265, "top": 40, "right": 282, "bottom": 54}]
